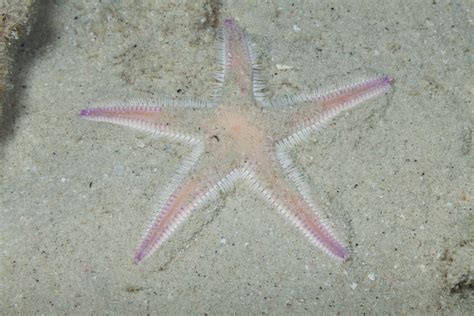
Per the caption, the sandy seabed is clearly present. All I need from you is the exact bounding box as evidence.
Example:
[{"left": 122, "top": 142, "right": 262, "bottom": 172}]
[{"left": 1, "top": 1, "right": 472, "bottom": 314}]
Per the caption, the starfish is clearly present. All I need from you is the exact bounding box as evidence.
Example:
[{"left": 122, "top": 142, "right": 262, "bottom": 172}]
[{"left": 80, "top": 17, "right": 392, "bottom": 264}]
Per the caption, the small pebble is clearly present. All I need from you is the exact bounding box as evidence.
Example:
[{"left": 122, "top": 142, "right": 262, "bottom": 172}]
[
  {"left": 113, "top": 164, "right": 125, "bottom": 176},
  {"left": 368, "top": 272, "right": 376, "bottom": 281},
  {"left": 276, "top": 64, "right": 293, "bottom": 70}
]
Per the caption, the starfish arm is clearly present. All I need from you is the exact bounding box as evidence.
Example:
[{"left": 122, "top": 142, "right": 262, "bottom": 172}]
[
  {"left": 133, "top": 150, "right": 242, "bottom": 263},
  {"left": 213, "top": 17, "right": 267, "bottom": 103},
  {"left": 276, "top": 75, "right": 393, "bottom": 145},
  {"left": 241, "top": 165, "right": 349, "bottom": 261},
  {"left": 271, "top": 74, "right": 393, "bottom": 108},
  {"left": 79, "top": 97, "right": 212, "bottom": 144}
]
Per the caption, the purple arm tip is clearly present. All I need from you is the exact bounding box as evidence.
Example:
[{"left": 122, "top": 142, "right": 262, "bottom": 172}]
[
  {"left": 79, "top": 109, "right": 89, "bottom": 117},
  {"left": 383, "top": 74, "right": 394, "bottom": 85},
  {"left": 79, "top": 108, "right": 98, "bottom": 117}
]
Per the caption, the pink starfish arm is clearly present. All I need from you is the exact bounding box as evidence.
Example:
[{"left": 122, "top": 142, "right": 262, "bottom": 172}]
[
  {"left": 270, "top": 74, "right": 394, "bottom": 136},
  {"left": 297, "top": 75, "right": 392, "bottom": 132},
  {"left": 133, "top": 151, "right": 243, "bottom": 263},
  {"left": 79, "top": 98, "right": 214, "bottom": 143},
  {"left": 134, "top": 130, "right": 256, "bottom": 263},
  {"left": 213, "top": 17, "right": 266, "bottom": 104},
  {"left": 241, "top": 161, "right": 350, "bottom": 261}
]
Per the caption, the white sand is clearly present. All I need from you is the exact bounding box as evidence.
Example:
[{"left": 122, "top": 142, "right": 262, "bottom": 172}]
[{"left": 1, "top": 1, "right": 472, "bottom": 314}]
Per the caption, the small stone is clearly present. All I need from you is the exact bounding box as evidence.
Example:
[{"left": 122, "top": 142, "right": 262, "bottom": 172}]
[
  {"left": 350, "top": 282, "right": 358, "bottom": 290},
  {"left": 136, "top": 141, "right": 146, "bottom": 149},
  {"left": 368, "top": 272, "right": 376, "bottom": 281},
  {"left": 276, "top": 64, "right": 293, "bottom": 70},
  {"left": 113, "top": 164, "right": 125, "bottom": 176}
]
